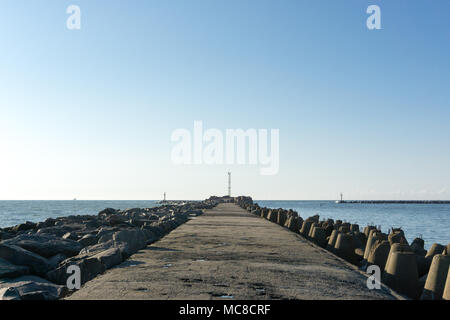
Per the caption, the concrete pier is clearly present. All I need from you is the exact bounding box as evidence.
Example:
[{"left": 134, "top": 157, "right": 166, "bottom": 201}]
[{"left": 67, "top": 203, "right": 400, "bottom": 300}]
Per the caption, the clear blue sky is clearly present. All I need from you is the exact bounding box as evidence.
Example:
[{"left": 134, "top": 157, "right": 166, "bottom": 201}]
[{"left": 1, "top": 0, "right": 449, "bottom": 200}]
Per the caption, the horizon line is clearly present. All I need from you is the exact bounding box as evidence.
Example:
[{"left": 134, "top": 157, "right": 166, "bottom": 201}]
[{"left": 1, "top": 199, "right": 450, "bottom": 202}]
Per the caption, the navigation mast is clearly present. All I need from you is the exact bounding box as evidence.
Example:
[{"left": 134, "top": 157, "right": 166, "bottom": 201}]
[{"left": 228, "top": 172, "right": 231, "bottom": 197}]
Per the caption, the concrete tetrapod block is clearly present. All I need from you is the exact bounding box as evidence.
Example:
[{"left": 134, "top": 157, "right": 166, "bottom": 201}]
[
  {"left": 363, "top": 229, "right": 378, "bottom": 260},
  {"left": 277, "top": 211, "right": 287, "bottom": 226},
  {"left": 352, "top": 232, "right": 367, "bottom": 250},
  {"left": 385, "top": 243, "right": 412, "bottom": 272},
  {"left": 284, "top": 216, "right": 293, "bottom": 229},
  {"left": 411, "top": 238, "right": 427, "bottom": 257},
  {"left": 425, "top": 243, "right": 446, "bottom": 259},
  {"left": 350, "top": 233, "right": 365, "bottom": 265},
  {"left": 267, "top": 209, "right": 273, "bottom": 220},
  {"left": 443, "top": 265, "right": 450, "bottom": 300},
  {"left": 382, "top": 247, "right": 420, "bottom": 299},
  {"left": 367, "top": 240, "right": 391, "bottom": 271},
  {"left": 308, "top": 223, "right": 319, "bottom": 239},
  {"left": 419, "top": 273, "right": 428, "bottom": 294},
  {"left": 310, "top": 227, "right": 327, "bottom": 248},
  {"left": 271, "top": 210, "right": 280, "bottom": 223},
  {"left": 416, "top": 255, "right": 433, "bottom": 278},
  {"left": 354, "top": 248, "right": 364, "bottom": 260},
  {"left": 383, "top": 251, "right": 421, "bottom": 299},
  {"left": 388, "top": 229, "right": 408, "bottom": 246},
  {"left": 334, "top": 233, "right": 359, "bottom": 265},
  {"left": 421, "top": 254, "right": 450, "bottom": 300},
  {"left": 252, "top": 208, "right": 261, "bottom": 216},
  {"left": 283, "top": 215, "right": 291, "bottom": 227},
  {"left": 295, "top": 217, "right": 304, "bottom": 234},
  {"left": 324, "top": 225, "right": 333, "bottom": 238},
  {"left": 326, "top": 230, "right": 339, "bottom": 253},
  {"left": 339, "top": 223, "right": 350, "bottom": 233},
  {"left": 267, "top": 210, "right": 277, "bottom": 223},
  {"left": 363, "top": 226, "right": 377, "bottom": 237},
  {"left": 265, "top": 209, "right": 272, "bottom": 221},
  {"left": 300, "top": 220, "right": 313, "bottom": 238},
  {"left": 411, "top": 237, "right": 425, "bottom": 248},
  {"left": 409, "top": 239, "right": 430, "bottom": 277},
  {"left": 285, "top": 209, "right": 297, "bottom": 219}
]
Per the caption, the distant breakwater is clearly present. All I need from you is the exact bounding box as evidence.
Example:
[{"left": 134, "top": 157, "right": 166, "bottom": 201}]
[
  {"left": 0, "top": 199, "right": 219, "bottom": 300},
  {"left": 338, "top": 200, "right": 450, "bottom": 204},
  {"left": 234, "top": 196, "right": 450, "bottom": 300}
]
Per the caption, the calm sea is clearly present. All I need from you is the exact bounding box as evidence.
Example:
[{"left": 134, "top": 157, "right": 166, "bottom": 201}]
[
  {"left": 0, "top": 200, "right": 448, "bottom": 250},
  {"left": 0, "top": 201, "right": 158, "bottom": 229}
]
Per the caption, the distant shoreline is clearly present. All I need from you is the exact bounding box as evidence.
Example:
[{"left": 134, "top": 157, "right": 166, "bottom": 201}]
[{"left": 336, "top": 200, "right": 450, "bottom": 204}]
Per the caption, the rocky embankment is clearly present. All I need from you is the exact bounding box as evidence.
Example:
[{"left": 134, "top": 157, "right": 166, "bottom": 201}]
[
  {"left": 0, "top": 200, "right": 218, "bottom": 300},
  {"left": 235, "top": 196, "right": 450, "bottom": 300}
]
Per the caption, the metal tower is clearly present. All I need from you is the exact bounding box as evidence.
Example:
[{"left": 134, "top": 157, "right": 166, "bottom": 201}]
[{"left": 228, "top": 172, "right": 231, "bottom": 197}]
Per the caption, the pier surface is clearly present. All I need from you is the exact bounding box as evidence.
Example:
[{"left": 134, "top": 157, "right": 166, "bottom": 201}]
[{"left": 68, "top": 203, "right": 400, "bottom": 300}]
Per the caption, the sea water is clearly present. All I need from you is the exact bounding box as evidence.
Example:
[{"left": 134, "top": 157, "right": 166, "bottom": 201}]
[
  {"left": 0, "top": 200, "right": 158, "bottom": 229},
  {"left": 0, "top": 200, "right": 448, "bottom": 250}
]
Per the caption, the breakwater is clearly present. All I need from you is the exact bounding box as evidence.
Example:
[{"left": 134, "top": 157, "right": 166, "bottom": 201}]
[
  {"left": 67, "top": 201, "right": 400, "bottom": 300},
  {"left": 235, "top": 196, "right": 450, "bottom": 300},
  {"left": 1, "top": 195, "right": 448, "bottom": 301},
  {"left": 338, "top": 200, "right": 450, "bottom": 204},
  {"left": 0, "top": 199, "right": 218, "bottom": 300}
]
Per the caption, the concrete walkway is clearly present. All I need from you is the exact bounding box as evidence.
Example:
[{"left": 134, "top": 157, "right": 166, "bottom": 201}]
[{"left": 68, "top": 203, "right": 399, "bottom": 300}]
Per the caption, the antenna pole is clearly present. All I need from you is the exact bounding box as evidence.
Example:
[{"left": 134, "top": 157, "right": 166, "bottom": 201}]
[{"left": 228, "top": 172, "right": 231, "bottom": 197}]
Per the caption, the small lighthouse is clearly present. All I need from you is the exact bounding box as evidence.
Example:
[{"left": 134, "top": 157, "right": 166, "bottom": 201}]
[{"left": 336, "top": 193, "right": 344, "bottom": 204}]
